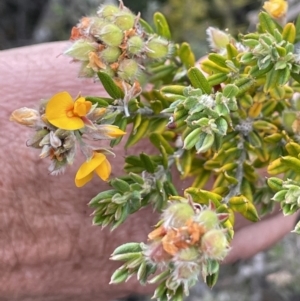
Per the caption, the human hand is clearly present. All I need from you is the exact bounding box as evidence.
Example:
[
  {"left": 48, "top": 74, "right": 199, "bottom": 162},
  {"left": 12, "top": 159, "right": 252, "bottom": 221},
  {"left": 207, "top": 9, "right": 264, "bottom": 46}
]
[{"left": 0, "top": 41, "right": 298, "bottom": 301}]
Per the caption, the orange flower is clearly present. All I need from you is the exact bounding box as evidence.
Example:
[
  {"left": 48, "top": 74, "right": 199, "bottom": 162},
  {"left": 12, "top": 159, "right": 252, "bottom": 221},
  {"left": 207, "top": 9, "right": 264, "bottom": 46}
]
[
  {"left": 263, "top": 0, "right": 287, "bottom": 19},
  {"left": 45, "top": 91, "right": 92, "bottom": 130},
  {"left": 75, "top": 152, "right": 111, "bottom": 187}
]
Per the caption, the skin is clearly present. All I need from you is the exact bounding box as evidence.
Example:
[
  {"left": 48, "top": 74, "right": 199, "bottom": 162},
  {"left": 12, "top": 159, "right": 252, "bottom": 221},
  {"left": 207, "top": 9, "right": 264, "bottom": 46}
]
[{"left": 0, "top": 41, "right": 298, "bottom": 301}]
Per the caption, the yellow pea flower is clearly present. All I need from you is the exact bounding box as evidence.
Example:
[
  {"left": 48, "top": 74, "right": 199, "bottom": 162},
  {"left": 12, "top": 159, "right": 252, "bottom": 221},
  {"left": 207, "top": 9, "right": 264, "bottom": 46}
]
[
  {"left": 91, "top": 124, "right": 126, "bottom": 139},
  {"left": 75, "top": 152, "right": 111, "bottom": 187},
  {"left": 45, "top": 91, "right": 92, "bottom": 130},
  {"left": 263, "top": 0, "right": 287, "bottom": 19}
]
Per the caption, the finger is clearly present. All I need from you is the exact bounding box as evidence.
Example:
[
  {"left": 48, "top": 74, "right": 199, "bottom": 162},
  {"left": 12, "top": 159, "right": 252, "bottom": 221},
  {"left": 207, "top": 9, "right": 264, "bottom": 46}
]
[
  {"left": 224, "top": 212, "right": 298, "bottom": 264},
  {"left": 0, "top": 41, "right": 105, "bottom": 110}
]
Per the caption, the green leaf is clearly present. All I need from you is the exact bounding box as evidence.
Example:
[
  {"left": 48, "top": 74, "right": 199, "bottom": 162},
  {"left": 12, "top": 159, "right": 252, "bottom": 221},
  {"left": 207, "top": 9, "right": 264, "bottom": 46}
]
[
  {"left": 183, "top": 127, "right": 202, "bottom": 150},
  {"left": 208, "top": 53, "right": 229, "bottom": 68},
  {"left": 222, "top": 84, "right": 239, "bottom": 98},
  {"left": 97, "top": 71, "right": 124, "bottom": 99},
  {"left": 178, "top": 42, "right": 195, "bottom": 69},
  {"left": 291, "top": 72, "right": 300, "bottom": 84},
  {"left": 295, "top": 15, "right": 300, "bottom": 43},
  {"left": 187, "top": 67, "right": 212, "bottom": 94},
  {"left": 184, "top": 187, "right": 222, "bottom": 206},
  {"left": 89, "top": 189, "right": 117, "bottom": 207},
  {"left": 207, "top": 73, "right": 228, "bottom": 86},
  {"left": 195, "top": 132, "right": 214, "bottom": 153},
  {"left": 110, "top": 116, "right": 128, "bottom": 147},
  {"left": 85, "top": 96, "right": 112, "bottom": 107},
  {"left": 110, "top": 178, "right": 130, "bottom": 193},
  {"left": 125, "top": 118, "right": 150, "bottom": 148},
  {"left": 229, "top": 195, "right": 259, "bottom": 222},
  {"left": 149, "top": 132, "right": 174, "bottom": 154},
  {"left": 139, "top": 153, "right": 156, "bottom": 173},
  {"left": 125, "top": 155, "right": 143, "bottom": 166},
  {"left": 281, "top": 156, "right": 300, "bottom": 174},
  {"left": 258, "top": 11, "right": 276, "bottom": 35},
  {"left": 264, "top": 67, "right": 281, "bottom": 92},
  {"left": 292, "top": 220, "right": 300, "bottom": 234},
  {"left": 163, "top": 180, "right": 178, "bottom": 196},
  {"left": 112, "top": 242, "right": 142, "bottom": 256},
  {"left": 282, "top": 23, "right": 296, "bottom": 44},
  {"left": 110, "top": 268, "right": 130, "bottom": 284},
  {"left": 234, "top": 77, "right": 255, "bottom": 96},
  {"left": 272, "top": 189, "right": 288, "bottom": 202},
  {"left": 148, "top": 64, "right": 177, "bottom": 83},
  {"left": 138, "top": 18, "right": 154, "bottom": 34},
  {"left": 206, "top": 272, "right": 219, "bottom": 288},
  {"left": 153, "top": 12, "right": 171, "bottom": 39}
]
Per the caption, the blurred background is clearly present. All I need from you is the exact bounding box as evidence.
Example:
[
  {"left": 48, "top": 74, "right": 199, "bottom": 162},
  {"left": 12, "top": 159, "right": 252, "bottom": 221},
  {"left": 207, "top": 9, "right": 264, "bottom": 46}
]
[
  {"left": 0, "top": 0, "right": 264, "bottom": 56},
  {"left": 2, "top": 0, "right": 300, "bottom": 300}
]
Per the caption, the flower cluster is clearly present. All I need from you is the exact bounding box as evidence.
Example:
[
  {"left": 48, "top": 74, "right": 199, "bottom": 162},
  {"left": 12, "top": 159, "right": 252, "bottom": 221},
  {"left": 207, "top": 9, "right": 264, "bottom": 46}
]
[
  {"left": 144, "top": 200, "right": 229, "bottom": 294},
  {"left": 65, "top": 1, "right": 174, "bottom": 85},
  {"left": 10, "top": 91, "right": 125, "bottom": 186},
  {"left": 10, "top": 0, "right": 300, "bottom": 299}
]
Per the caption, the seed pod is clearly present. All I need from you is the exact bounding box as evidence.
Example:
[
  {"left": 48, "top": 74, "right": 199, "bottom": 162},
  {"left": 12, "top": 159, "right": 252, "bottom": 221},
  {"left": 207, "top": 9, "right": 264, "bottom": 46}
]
[
  {"left": 127, "top": 36, "right": 144, "bottom": 55},
  {"left": 100, "top": 46, "right": 121, "bottom": 63},
  {"left": 146, "top": 37, "right": 170, "bottom": 59},
  {"left": 163, "top": 202, "right": 194, "bottom": 228},
  {"left": 117, "top": 59, "right": 140, "bottom": 82},
  {"left": 98, "top": 24, "right": 124, "bottom": 46},
  {"left": 201, "top": 229, "right": 228, "bottom": 260},
  {"left": 64, "top": 40, "right": 97, "bottom": 61},
  {"left": 114, "top": 11, "right": 135, "bottom": 30},
  {"left": 196, "top": 209, "right": 219, "bottom": 230},
  {"left": 97, "top": 4, "right": 120, "bottom": 20}
]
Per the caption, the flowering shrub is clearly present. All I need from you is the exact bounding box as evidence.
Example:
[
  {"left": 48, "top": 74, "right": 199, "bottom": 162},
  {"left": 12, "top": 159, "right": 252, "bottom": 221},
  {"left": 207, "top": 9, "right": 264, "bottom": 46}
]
[{"left": 10, "top": 0, "right": 300, "bottom": 300}]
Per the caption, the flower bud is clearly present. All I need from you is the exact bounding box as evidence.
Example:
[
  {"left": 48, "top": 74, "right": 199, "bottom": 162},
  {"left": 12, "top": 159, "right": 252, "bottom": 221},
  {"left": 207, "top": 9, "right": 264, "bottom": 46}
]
[
  {"left": 64, "top": 39, "right": 97, "bottom": 61},
  {"left": 146, "top": 37, "right": 170, "bottom": 59},
  {"left": 201, "top": 229, "right": 229, "bottom": 260},
  {"left": 97, "top": 24, "right": 124, "bottom": 47},
  {"left": 127, "top": 36, "right": 144, "bottom": 55},
  {"left": 263, "top": 0, "right": 287, "bottom": 19},
  {"left": 100, "top": 46, "right": 121, "bottom": 63},
  {"left": 196, "top": 209, "right": 219, "bottom": 230},
  {"left": 117, "top": 59, "right": 140, "bottom": 82},
  {"left": 163, "top": 202, "right": 194, "bottom": 228},
  {"left": 97, "top": 4, "right": 120, "bottom": 20},
  {"left": 206, "top": 27, "right": 230, "bottom": 52},
  {"left": 10, "top": 107, "right": 40, "bottom": 127},
  {"left": 114, "top": 11, "right": 135, "bottom": 30}
]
